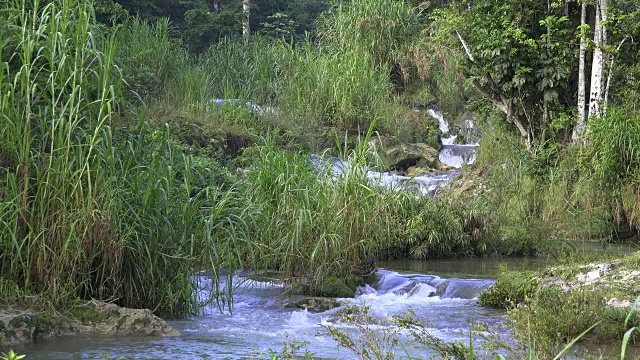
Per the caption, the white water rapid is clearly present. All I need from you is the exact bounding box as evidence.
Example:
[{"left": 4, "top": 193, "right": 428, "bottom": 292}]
[{"left": 19, "top": 269, "right": 503, "bottom": 359}]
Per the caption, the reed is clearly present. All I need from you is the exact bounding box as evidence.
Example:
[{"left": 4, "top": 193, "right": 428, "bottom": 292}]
[{"left": 0, "top": 0, "right": 246, "bottom": 317}]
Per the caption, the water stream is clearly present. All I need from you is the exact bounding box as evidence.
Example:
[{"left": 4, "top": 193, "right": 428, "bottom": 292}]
[
  {"left": 20, "top": 259, "right": 534, "bottom": 359},
  {"left": 312, "top": 109, "right": 477, "bottom": 197},
  {"left": 18, "top": 253, "right": 638, "bottom": 358}
]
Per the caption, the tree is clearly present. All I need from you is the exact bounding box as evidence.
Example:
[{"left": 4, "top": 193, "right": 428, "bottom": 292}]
[
  {"left": 572, "top": 1, "right": 587, "bottom": 141},
  {"left": 432, "top": 0, "right": 574, "bottom": 146},
  {"left": 242, "top": 0, "right": 250, "bottom": 37},
  {"left": 588, "top": 0, "right": 607, "bottom": 120}
]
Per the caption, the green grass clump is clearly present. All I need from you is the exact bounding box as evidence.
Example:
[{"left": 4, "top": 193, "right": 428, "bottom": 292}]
[
  {"left": 239, "top": 131, "right": 416, "bottom": 286},
  {"left": 479, "top": 270, "right": 539, "bottom": 308},
  {"left": 509, "top": 288, "right": 638, "bottom": 354}
]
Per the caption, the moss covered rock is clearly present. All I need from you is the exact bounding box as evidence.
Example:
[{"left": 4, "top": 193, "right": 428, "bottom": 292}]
[
  {"left": 318, "top": 276, "right": 356, "bottom": 298},
  {"left": 0, "top": 300, "right": 179, "bottom": 346}
]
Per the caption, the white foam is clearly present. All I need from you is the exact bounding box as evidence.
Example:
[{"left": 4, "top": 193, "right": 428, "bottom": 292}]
[
  {"left": 442, "top": 135, "right": 457, "bottom": 145},
  {"left": 287, "top": 310, "right": 315, "bottom": 329},
  {"left": 427, "top": 109, "right": 450, "bottom": 133}
]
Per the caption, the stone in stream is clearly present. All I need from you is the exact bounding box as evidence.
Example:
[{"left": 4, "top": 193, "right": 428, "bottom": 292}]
[
  {"left": 284, "top": 297, "right": 342, "bottom": 312},
  {"left": 0, "top": 300, "right": 179, "bottom": 346},
  {"left": 317, "top": 276, "right": 357, "bottom": 298},
  {"left": 435, "top": 282, "right": 449, "bottom": 297},
  {"left": 382, "top": 143, "right": 439, "bottom": 172}
]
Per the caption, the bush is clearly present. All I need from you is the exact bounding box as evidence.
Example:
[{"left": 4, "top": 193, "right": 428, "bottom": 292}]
[{"left": 479, "top": 270, "right": 539, "bottom": 308}]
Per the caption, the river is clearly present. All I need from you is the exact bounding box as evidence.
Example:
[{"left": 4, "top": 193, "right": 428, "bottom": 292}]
[{"left": 18, "top": 257, "right": 559, "bottom": 359}]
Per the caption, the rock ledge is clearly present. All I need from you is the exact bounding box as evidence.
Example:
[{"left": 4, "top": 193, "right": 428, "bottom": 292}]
[{"left": 0, "top": 300, "right": 179, "bottom": 346}]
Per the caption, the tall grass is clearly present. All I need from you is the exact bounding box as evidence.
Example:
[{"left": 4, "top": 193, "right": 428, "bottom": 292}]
[
  {"left": 241, "top": 131, "right": 414, "bottom": 284},
  {"left": 0, "top": 0, "right": 247, "bottom": 317},
  {"left": 237, "top": 127, "right": 492, "bottom": 285},
  {"left": 317, "top": 0, "right": 420, "bottom": 68},
  {"left": 115, "top": 17, "right": 186, "bottom": 102},
  {"left": 147, "top": 0, "right": 425, "bottom": 133}
]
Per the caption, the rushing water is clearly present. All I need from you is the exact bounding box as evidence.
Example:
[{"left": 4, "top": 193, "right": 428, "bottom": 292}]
[
  {"left": 18, "top": 262, "right": 516, "bottom": 360},
  {"left": 311, "top": 109, "right": 477, "bottom": 197}
]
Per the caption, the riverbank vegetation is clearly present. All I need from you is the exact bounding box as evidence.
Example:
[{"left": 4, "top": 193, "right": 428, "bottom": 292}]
[{"left": 1, "top": 0, "right": 640, "bottom": 355}]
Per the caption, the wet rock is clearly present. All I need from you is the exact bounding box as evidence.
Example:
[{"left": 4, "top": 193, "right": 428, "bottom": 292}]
[
  {"left": 407, "top": 166, "right": 430, "bottom": 177},
  {"left": 318, "top": 276, "right": 356, "bottom": 298},
  {"left": 0, "top": 309, "right": 75, "bottom": 345},
  {"left": 0, "top": 301, "right": 179, "bottom": 346},
  {"left": 435, "top": 283, "right": 449, "bottom": 297},
  {"left": 383, "top": 143, "right": 439, "bottom": 171},
  {"left": 433, "top": 160, "right": 452, "bottom": 171},
  {"left": 284, "top": 297, "right": 341, "bottom": 312},
  {"left": 344, "top": 275, "right": 366, "bottom": 292},
  {"left": 81, "top": 300, "right": 179, "bottom": 337}
]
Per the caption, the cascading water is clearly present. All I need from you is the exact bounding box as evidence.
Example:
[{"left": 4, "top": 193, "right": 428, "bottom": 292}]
[
  {"left": 313, "top": 109, "right": 480, "bottom": 197},
  {"left": 17, "top": 108, "right": 500, "bottom": 359},
  {"left": 427, "top": 109, "right": 480, "bottom": 169},
  {"left": 18, "top": 269, "right": 505, "bottom": 359}
]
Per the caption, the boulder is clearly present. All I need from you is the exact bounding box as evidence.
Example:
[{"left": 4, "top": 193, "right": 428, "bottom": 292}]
[
  {"left": 383, "top": 143, "right": 439, "bottom": 171},
  {"left": 434, "top": 160, "right": 452, "bottom": 171},
  {"left": 537, "top": 276, "right": 571, "bottom": 293},
  {"left": 284, "top": 297, "right": 341, "bottom": 312},
  {"left": 435, "top": 283, "right": 449, "bottom": 297},
  {"left": 0, "top": 301, "right": 179, "bottom": 346},
  {"left": 318, "top": 276, "right": 356, "bottom": 298},
  {"left": 0, "top": 309, "right": 74, "bottom": 345},
  {"left": 407, "top": 166, "right": 430, "bottom": 177},
  {"left": 80, "top": 300, "right": 179, "bottom": 337}
]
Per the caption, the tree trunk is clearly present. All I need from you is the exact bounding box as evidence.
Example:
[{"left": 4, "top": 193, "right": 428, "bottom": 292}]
[
  {"left": 242, "top": 0, "right": 250, "bottom": 38},
  {"left": 588, "top": 0, "right": 607, "bottom": 119},
  {"left": 603, "top": 36, "right": 629, "bottom": 117},
  {"left": 573, "top": 2, "right": 587, "bottom": 142}
]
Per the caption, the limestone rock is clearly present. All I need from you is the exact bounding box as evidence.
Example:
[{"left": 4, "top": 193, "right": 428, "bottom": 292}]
[
  {"left": 407, "top": 166, "right": 429, "bottom": 177},
  {"left": 434, "top": 160, "right": 452, "bottom": 171},
  {"left": 538, "top": 276, "right": 571, "bottom": 292},
  {"left": 0, "top": 309, "right": 76, "bottom": 345},
  {"left": 607, "top": 298, "right": 633, "bottom": 309},
  {"left": 81, "top": 300, "right": 179, "bottom": 337},
  {"left": 0, "top": 301, "right": 179, "bottom": 347}
]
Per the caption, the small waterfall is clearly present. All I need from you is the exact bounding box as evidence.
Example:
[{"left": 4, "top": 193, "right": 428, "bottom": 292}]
[
  {"left": 427, "top": 109, "right": 450, "bottom": 133},
  {"left": 439, "top": 145, "right": 478, "bottom": 169},
  {"left": 314, "top": 108, "right": 481, "bottom": 196},
  {"left": 365, "top": 270, "right": 493, "bottom": 300},
  {"left": 312, "top": 154, "right": 457, "bottom": 197},
  {"left": 426, "top": 109, "right": 480, "bottom": 169}
]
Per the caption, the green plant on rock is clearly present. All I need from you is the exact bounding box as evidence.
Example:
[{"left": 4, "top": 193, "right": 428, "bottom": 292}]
[{"left": 0, "top": 351, "right": 24, "bottom": 360}]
